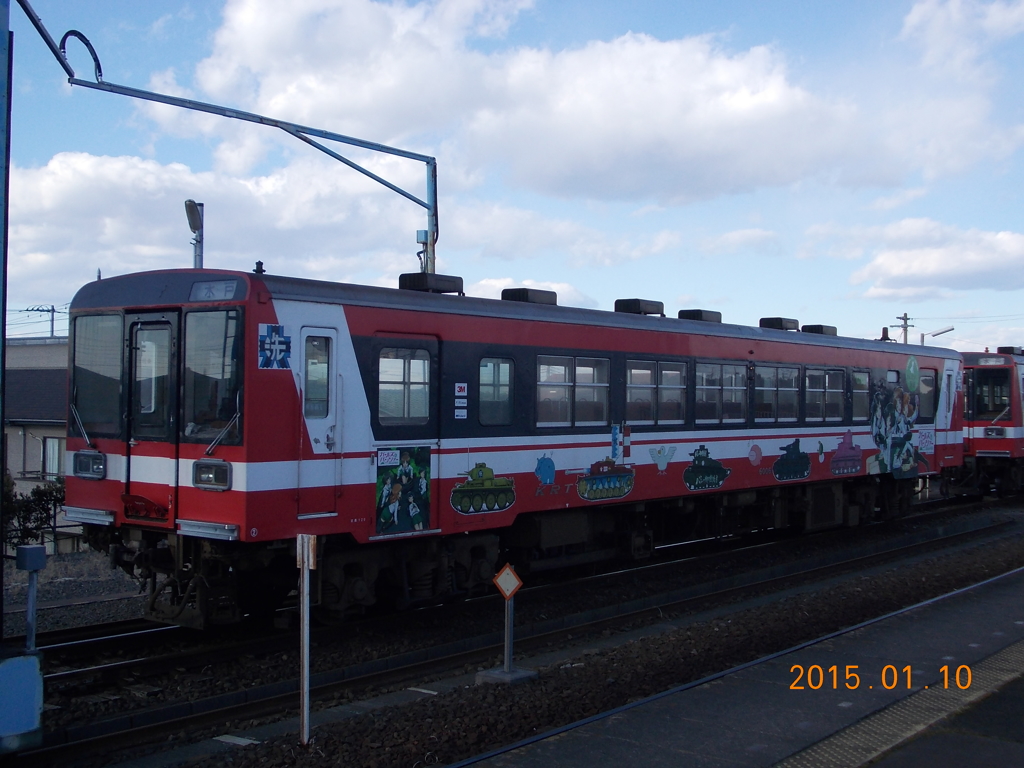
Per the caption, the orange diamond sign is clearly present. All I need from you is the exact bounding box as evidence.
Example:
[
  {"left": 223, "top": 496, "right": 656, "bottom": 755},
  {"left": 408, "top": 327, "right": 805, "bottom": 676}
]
[{"left": 493, "top": 564, "right": 523, "bottom": 600}]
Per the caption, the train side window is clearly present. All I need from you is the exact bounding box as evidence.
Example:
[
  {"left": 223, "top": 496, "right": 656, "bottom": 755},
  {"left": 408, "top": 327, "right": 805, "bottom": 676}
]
[
  {"left": 754, "top": 367, "right": 777, "bottom": 421},
  {"left": 304, "top": 336, "right": 331, "bottom": 419},
  {"left": 778, "top": 368, "right": 799, "bottom": 421},
  {"left": 825, "top": 370, "right": 844, "bottom": 420},
  {"left": 538, "top": 356, "right": 572, "bottom": 427},
  {"left": 575, "top": 358, "right": 610, "bottom": 426},
  {"left": 695, "top": 363, "right": 722, "bottom": 423},
  {"left": 918, "top": 369, "right": 936, "bottom": 420},
  {"left": 806, "top": 369, "right": 844, "bottom": 421},
  {"left": 852, "top": 371, "right": 870, "bottom": 420},
  {"left": 480, "top": 358, "right": 514, "bottom": 426},
  {"left": 626, "top": 361, "right": 656, "bottom": 424},
  {"left": 658, "top": 362, "right": 686, "bottom": 424},
  {"left": 722, "top": 364, "right": 747, "bottom": 423},
  {"left": 379, "top": 348, "right": 430, "bottom": 425}
]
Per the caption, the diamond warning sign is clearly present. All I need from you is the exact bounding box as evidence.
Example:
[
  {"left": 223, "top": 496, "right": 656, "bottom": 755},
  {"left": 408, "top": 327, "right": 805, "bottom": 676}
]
[{"left": 493, "top": 563, "right": 523, "bottom": 600}]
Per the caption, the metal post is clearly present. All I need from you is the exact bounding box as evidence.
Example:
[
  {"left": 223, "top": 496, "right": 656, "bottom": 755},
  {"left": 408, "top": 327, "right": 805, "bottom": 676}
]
[
  {"left": 193, "top": 202, "right": 203, "bottom": 269},
  {"left": 425, "top": 159, "right": 437, "bottom": 274},
  {"left": 25, "top": 570, "right": 36, "bottom": 651},
  {"left": 0, "top": 0, "right": 11, "bottom": 637},
  {"left": 296, "top": 533, "right": 316, "bottom": 745},
  {"left": 503, "top": 594, "right": 514, "bottom": 673}
]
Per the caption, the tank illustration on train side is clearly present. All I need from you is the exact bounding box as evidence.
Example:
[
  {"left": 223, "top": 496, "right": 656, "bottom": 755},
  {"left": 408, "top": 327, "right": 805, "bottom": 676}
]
[
  {"left": 830, "top": 431, "right": 864, "bottom": 476},
  {"left": 682, "top": 445, "right": 731, "bottom": 491},
  {"left": 451, "top": 463, "right": 516, "bottom": 514},
  {"left": 773, "top": 439, "right": 812, "bottom": 481},
  {"left": 577, "top": 458, "right": 635, "bottom": 501}
]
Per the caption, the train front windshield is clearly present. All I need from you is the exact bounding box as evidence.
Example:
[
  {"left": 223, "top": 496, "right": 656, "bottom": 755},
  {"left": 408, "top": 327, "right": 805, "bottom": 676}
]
[
  {"left": 971, "top": 367, "right": 1011, "bottom": 421},
  {"left": 70, "top": 309, "right": 244, "bottom": 445}
]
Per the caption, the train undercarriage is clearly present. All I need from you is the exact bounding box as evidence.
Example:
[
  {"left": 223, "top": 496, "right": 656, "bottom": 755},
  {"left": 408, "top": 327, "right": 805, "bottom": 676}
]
[{"left": 84, "top": 474, "right": 929, "bottom": 630}]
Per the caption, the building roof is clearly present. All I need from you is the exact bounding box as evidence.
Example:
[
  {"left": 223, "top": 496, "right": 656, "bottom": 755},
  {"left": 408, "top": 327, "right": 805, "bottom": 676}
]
[{"left": 5, "top": 368, "right": 67, "bottom": 424}]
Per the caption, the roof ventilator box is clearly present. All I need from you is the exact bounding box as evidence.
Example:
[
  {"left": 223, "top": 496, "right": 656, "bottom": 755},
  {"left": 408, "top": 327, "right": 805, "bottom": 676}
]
[
  {"left": 997, "top": 346, "right": 1024, "bottom": 356},
  {"left": 677, "top": 309, "right": 722, "bottom": 323},
  {"left": 760, "top": 317, "right": 799, "bottom": 331},
  {"left": 614, "top": 298, "right": 665, "bottom": 316},
  {"left": 801, "top": 324, "right": 838, "bottom": 336},
  {"left": 398, "top": 273, "right": 465, "bottom": 295},
  {"left": 501, "top": 288, "right": 558, "bottom": 305}
]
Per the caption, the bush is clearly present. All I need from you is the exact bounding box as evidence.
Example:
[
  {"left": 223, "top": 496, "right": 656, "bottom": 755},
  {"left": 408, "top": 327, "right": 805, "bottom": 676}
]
[{"left": 2, "top": 473, "right": 65, "bottom": 549}]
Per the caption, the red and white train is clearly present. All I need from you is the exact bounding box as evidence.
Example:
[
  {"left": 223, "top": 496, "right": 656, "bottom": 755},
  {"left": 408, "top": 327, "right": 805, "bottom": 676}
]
[
  {"left": 960, "top": 348, "right": 1024, "bottom": 495},
  {"left": 64, "top": 268, "right": 964, "bottom": 627}
]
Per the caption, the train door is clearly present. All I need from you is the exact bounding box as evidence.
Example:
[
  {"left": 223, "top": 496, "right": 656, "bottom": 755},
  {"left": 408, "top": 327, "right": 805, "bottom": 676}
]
[
  {"left": 124, "top": 312, "right": 179, "bottom": 528},
  {"left": 297, "top": 327, "right": 341, "bottom": 519}
]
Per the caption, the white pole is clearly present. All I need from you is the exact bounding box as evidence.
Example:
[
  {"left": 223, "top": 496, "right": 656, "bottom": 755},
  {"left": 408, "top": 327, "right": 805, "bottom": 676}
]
[{"left": 297, "top": 534, "right": 316, "bottom": 745}]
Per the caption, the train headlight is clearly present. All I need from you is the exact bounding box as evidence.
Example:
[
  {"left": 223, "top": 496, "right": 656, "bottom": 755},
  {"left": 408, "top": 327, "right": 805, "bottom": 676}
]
[
  {"left": 73, "top": 451, "right": 106, "bottom": 480},
  {"left": 985, "top": 426, "right": 1006, "bottom": 438},
  {"left": 193, "top": 460, "right": 232, "bottom": 491}
]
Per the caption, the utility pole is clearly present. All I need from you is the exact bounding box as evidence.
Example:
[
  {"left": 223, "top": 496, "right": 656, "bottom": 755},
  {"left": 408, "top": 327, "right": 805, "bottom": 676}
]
[{"left": 891, "top": 313, "right": 914, "bottom": 344}]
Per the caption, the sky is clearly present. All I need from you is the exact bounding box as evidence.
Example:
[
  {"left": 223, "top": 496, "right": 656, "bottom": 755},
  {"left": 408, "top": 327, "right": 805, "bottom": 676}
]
[{"left": 4, "top": 0, "right": 1024, "bottom": 350}]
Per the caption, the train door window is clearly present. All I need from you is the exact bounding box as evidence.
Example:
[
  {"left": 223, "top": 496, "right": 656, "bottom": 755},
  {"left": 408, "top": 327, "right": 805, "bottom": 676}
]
[
  {"left": 754, "top": 367, "right": 777, "bottom": 421},
  {"left": 658, "top": 362, "right": 686, "bottom": 424},
  {"left": 722, "top": 365, "right": 747, "bottom": 423},
  {"left": 537, "top": 356, "right": 572, "bottom": 426},
  {"left": 575, "top": 358, "right": 610, "bottom": 426},
  {"left": 379, "top": 348, "right": 430, "bottom": 425},
  {"left": 626, "top": 361, "right": 656, "bottom": 424},
  {"left": 974, "top": 367, "right": 1010, "bottom": 421},
  {"left": 778, "top": 368, "right": 799, "bottom": 421},
  {"left": 304, "top": 337, "right": 331, "bottom": 419},
  {"left": 480, "top": 358, "right": 514, "bottom": 426},
  {"left": 852, "top": 371, "right": 870, "bottom": 421},
  {"left": 918, "top": 369, "right": 937, "bottom": 420},
  {"left": 132, "top": 327, "right": 172, "bottom": 439},
  {"left": 696, "top": 363, "right": 722, "bottom": 424}
]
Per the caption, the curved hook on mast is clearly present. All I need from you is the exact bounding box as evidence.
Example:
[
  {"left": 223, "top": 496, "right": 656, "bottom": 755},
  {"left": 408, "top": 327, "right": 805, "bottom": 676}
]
[{"left": 59, "top": 30, "right": 103, "bottom": 83}]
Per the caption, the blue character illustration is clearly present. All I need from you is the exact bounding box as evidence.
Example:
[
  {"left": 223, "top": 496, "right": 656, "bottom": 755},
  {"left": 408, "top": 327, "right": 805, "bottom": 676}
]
[{"left": 535, "top": 455, "right": 556, "bottom": 485}]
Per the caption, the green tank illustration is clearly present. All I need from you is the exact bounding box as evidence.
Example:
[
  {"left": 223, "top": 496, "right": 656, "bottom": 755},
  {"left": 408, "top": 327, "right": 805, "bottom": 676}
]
[
  {"left": 773, "top": 438, "right": 811, "bottom": 481},
  {"left": 450, "top": 463, "right": 516, "bottom": 514},
  {"left": 577, "top": 458, "right": 635, "bottom": 501},
  {"left": 682, "top": 445, "right": 731, "bottom": 491}
]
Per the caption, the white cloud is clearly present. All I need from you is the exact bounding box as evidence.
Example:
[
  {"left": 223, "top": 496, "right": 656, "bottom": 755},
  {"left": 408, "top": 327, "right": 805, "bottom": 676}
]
[
  {"left": 902, "top": 0, "right": 1024, "bottom": 81},
  {"left": 869, "top": 187, "right": 928, "bottom": 210},
  {"left": 466, "top": 276, "right": 597, "bottom": 307},
  {"left": 699, "top": 228, "right": 777, "bottom": 253},
  {"left": 445, "top": 201, "right": 681, "bottom": 264},
  {"left": 811, "top": 218, "right": 1024, "bottom": 299}
]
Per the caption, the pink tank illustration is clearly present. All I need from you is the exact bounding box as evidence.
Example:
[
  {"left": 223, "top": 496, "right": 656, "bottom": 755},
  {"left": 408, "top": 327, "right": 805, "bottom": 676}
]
[{"left": 830, "top": 430, "right": 863, "bottom": 476}]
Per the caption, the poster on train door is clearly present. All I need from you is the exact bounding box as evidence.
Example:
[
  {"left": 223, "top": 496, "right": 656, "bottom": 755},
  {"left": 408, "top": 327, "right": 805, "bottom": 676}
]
[{"left": 375, "top": 447, "right": 431, "bottom": 534}]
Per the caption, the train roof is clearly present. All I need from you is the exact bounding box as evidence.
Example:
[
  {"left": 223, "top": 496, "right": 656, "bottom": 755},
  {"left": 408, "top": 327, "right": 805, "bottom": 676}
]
[
  {"left": 962, "top": 351, "right": 1024, "bottom": 365},
  {"left": 70, "top": 268, "right": 962, "bottom": 360}
]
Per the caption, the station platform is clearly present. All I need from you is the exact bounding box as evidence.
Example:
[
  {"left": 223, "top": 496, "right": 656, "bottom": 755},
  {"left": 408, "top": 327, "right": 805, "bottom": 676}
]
[{"left": 464, "top": 567, "right": 1024, "bottom": 768}]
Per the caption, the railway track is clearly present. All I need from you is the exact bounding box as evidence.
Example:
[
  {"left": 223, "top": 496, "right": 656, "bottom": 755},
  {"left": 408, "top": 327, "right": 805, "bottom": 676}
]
[{"left": 11, "top": 504, "right": 1017, "bottom": 767}]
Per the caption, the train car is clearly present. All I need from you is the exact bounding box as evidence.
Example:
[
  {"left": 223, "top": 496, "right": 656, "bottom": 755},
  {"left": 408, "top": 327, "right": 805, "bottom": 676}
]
[
  {"left": 960, "top": 347, "right": 1024, "bottom": 495},
  {"left": 63, "top": 268, "right": 964, "bottom": 628}
]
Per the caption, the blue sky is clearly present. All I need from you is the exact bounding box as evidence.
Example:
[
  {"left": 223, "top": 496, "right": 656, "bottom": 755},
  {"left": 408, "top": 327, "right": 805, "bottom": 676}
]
[{"left": 5, "top": 0, "right": 1024, "bottom": 349}]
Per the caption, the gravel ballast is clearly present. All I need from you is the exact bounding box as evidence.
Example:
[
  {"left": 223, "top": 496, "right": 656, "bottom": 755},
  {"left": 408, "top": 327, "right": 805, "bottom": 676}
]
[{"left": 131, "top": 532, "right": 1024, "bottom": 768}]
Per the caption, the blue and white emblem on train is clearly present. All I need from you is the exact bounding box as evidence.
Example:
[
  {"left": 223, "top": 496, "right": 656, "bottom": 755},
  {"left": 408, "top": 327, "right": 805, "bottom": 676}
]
[{"left": 258, "top": 323, "right": 291, "bottom": 369}]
